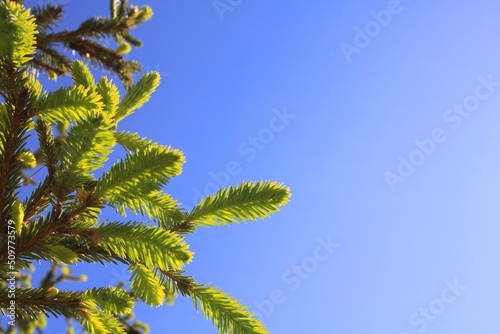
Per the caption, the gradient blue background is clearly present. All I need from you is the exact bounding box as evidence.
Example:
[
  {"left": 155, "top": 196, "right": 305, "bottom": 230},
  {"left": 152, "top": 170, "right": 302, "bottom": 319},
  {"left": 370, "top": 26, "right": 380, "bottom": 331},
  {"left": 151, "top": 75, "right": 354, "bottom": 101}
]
[{"left": 8, "top": 0, "right": 500, "bottom": 333}]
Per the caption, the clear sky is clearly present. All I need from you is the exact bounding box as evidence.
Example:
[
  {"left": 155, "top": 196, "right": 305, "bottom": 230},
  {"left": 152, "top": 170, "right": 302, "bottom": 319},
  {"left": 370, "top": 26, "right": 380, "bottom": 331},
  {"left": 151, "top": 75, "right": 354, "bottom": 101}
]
[{"left": 16, "top": 0, "right": 500, "bottom": 333}]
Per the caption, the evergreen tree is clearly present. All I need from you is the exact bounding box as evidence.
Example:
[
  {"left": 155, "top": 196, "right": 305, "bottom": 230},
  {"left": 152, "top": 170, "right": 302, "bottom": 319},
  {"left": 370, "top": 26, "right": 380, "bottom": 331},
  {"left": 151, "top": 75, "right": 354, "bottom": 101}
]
[{"left": 0, "top": 1, "right": 290, "bottom": 333}]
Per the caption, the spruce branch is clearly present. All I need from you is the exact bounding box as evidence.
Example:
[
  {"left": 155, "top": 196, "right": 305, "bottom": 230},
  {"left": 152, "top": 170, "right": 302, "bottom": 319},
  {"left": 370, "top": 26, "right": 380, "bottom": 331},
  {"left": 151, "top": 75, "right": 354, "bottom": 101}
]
[
  {"left": 94, "top": 221, "right": 193, "bottom": 271},
  {"left": 29, "top": 0, "right": 153, "bottom": 88},
  {"left": 129, "top": 264, "right": 165, "bottom": 306},
  {"left": 32, "top": 4, "right": 63, "bottom": 32},
  {"left": 163, "top": 271, "right": 269, "bottom": 334},
  {"left": 34, "top": 85, "right": 104, "bottom": 124},
  {"left": 111, "top": 189, "right": 185, "bottom": 229},
  {"left": 114, "top": 71, "right": 160, "bottom": 121},
  {"left": 82, "top": 287, "right": 135, "bottom": 316},
  {"left": 0, "top": 69, "right": 31, "bottom": 230},
  {"left": 0, "top": 287, "right": 84, "bottom": 320},
  {"left": 71, "top": 59, "right": 96, "bottom": 88},
  {"left": 95, "top": 146, "right": 184, "bottom": 200},
  {"left": 59, "top": 112, "right": 116, "bottom": 183},
  {"left": 188, "top": 181, "right": 291, "bottom": 227}
]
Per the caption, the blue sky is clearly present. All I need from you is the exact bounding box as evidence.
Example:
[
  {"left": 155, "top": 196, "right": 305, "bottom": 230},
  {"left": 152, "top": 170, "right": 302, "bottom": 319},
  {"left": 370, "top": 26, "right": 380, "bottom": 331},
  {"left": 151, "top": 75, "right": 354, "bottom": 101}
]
[{"left": 11, "top": 0, "right": 500, "bottom": 333}]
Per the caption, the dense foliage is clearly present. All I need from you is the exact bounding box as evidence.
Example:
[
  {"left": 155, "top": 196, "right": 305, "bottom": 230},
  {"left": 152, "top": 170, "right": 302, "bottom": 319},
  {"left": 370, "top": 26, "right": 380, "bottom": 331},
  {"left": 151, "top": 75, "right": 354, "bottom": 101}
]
[{"left": 0, "top": 1, "right": 290, "bottom": 333}]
